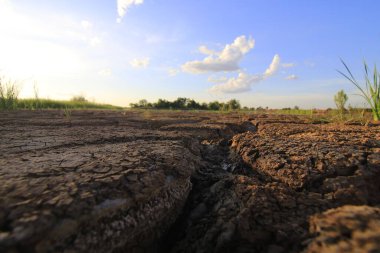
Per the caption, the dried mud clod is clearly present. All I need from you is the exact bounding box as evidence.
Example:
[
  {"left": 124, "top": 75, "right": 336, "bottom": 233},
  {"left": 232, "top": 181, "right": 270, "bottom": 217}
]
[
  {"left": 305, "top": 205, "right": 380, "bottom": 253},
  {"left": 0, "top": 111, "right": 380, "bottom": 253}
]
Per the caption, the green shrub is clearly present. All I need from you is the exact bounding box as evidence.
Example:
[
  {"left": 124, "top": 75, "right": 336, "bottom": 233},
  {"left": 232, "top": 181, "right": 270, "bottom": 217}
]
[{"left": 334, "top": 89, "right": 348, "bottom": 120}]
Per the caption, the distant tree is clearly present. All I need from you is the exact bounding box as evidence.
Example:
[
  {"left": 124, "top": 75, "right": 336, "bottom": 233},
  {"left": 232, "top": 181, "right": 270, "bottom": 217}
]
[
  {"left": 227, "top": 99, "right": 241, "bottom": 110},
  {"left": 208, "top": 101, "right": 221, "bottom": 111},
  {"left": 172, "top": 97, "right": 188, "bottom": 109},
  {"left": 256, "top": 106, "right": 264, "bottom": 112},
  {"left": 334, "top": 90, "right": 348, "bottom": 119},
  {"left": 294, "top": 105, "right": 300, "bottom": 110},
  {"left": 138, "top": 99, "right": 148, "bottom": 108},
  {"left": 130, "top": 97, "right": 246, "bottom": 111},
  {"left": 186, "top": 99, "right": 203, "bottom": 110},
  {"left": 129, "top": 102, "right": 138, "bottom": 108},
  {"left": 200, "top": 102, "right": 208, "bottom": 110},
  {"left": 71, "top": 95, "right": 87, "bottom": 102},
  {"left": 154, "top": 99, "right": 171, "bottom": 109}
]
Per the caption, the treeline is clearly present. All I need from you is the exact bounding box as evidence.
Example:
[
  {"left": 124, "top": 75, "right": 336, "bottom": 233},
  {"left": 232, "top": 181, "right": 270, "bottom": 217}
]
[{"left": 129, "top": 97, "right": 241, "bottom": 111}]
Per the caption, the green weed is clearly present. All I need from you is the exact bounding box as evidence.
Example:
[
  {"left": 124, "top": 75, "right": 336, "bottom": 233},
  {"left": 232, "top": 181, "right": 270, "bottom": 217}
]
[{"left": 339, "top": 60, "right": 380, "bottom": 121}]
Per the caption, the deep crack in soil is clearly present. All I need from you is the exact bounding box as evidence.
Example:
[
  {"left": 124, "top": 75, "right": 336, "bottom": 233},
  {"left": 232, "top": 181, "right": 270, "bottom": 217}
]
[{"left": 1, "top": 110, "right": 380, "bottom": 253}]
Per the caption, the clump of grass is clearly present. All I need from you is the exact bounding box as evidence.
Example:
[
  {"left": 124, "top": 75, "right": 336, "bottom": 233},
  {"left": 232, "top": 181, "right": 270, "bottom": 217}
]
[
  {"left": 63, "top": 106, "right": 72, "bottom": 119},
  {"left": 347, "top": 105, "right": 370, "bottom": 125},
  {"left": 339, "top": 60, "right": 380, "bottom": 121},
  {"left": 63, "top": 106, "right": 72, "bottom": 127},
  {"left": 0, "top": 77, "right": 19, "bottom": 110}
]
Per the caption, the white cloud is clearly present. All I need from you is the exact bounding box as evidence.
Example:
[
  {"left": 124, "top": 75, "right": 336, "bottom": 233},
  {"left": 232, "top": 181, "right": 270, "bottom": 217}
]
[
  {"left": 117, "top": 0, "right": 144, "bottom": 23},
  {"left": 263, "top": 54, "right": 280, "bottom": 77},
  {"left": 182, "top": 35, "right": 255, "bottom": 73},
  {"left": 285, "top": 74, "right": 298, "bottom": 80},
  {"left": 210, "top": 54, "right": 281, "bottom": 93},
  {"left": 207, "top": 76, "right": 229, "bottom": 83},
  {"left": 130, "top": 57, "right": 150, "bottom": 68},
  {"left": 282, "top": 62, "right": 295, "bottom": 68},
  {"left": 198, "top": 45, "right": 217, "bottom": 55},
  {"left": 81, "top": 20, "right": 92, "bottom": 30},
  {"left": 89, "top": 37, "right": 101, "bottom": 47},
  {"left": 209, "top": 72, "right": 263, "bottom": 93},
  {"left": 168, "top": 68, "right": 179, "bottom": 77},
  {"left": 98, "top": 68, "right": 112, "bottom": 77}
]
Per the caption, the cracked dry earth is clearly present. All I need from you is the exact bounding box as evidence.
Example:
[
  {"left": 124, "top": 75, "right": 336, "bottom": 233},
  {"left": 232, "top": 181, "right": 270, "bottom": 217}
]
[{"left": 0, "top": 110, "right": 380, "bottom": 253}]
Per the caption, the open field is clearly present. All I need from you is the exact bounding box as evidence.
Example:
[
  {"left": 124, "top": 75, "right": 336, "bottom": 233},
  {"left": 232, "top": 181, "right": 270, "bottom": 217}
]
[{"left": 1, "top": 110, "right": 380, "bottom": 253}]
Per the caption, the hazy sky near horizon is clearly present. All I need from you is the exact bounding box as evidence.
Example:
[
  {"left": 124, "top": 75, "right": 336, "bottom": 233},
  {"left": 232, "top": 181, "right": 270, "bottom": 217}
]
[{"left": 0, "top": 0, "right": 379, "bottom": 108}]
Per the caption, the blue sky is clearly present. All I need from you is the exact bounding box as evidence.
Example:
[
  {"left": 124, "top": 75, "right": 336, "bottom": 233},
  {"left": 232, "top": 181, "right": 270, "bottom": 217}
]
[{"left": 0, "top": 0, "right": 379, "bottom": 108}]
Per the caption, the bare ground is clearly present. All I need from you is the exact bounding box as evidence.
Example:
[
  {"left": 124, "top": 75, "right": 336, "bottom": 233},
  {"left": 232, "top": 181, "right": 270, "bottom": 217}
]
[{"left": 0, "top": 110, "right": 379, "bottom": 253}]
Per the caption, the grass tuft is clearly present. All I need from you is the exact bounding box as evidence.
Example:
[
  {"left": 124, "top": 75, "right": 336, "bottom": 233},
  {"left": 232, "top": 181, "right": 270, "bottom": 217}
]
[
  {"left": 0, "top": 77, "right": 19, "bottom": 110},
  {"left": 338, "top": 60, "right": 380, "bottom": 121}
]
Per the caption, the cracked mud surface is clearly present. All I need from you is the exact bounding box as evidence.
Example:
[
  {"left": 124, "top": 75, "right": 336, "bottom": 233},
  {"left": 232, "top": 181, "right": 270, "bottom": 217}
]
[{"left": 1, "top": 110, "right": 380, "bottom": 253}]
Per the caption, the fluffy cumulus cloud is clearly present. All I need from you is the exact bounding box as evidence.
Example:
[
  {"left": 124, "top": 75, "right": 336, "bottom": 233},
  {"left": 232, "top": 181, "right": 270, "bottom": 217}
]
[
  {"left": 182, "top": 35, "right": 255, "bottom": 73},
  {"left": 210, "top": 54, "right": 281, "bottom": 93},
  {"left": 209, "top": 72, "right": 263, "bottom": 93},
  {"left": 130, "top": 57, "right": 150, "bottom": 68},
  {"left": 285, "top": 74, "right": 298, "bottom": 80},
  {"left": 117, "top": 0, "right": 144, "bottom": 23}
]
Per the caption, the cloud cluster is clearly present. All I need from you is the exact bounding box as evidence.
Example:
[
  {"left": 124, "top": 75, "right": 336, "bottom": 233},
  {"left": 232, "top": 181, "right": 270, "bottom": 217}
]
[
  {"left": 182, "top": 35, "right": 255, "bottom": 73},
  {"left": 209, "top": 72, "right": 262, "bottom": 93},
  {"left": 130, "top": 57, "right": 150, "bottom": 68},
  {"left": 285, "top": 74, "right": 298, "bottom": 80},
  {"left": 117, "top": 0, "right": 144, "bottom": 23},
  {"left": 210, "top": 54, "right": 281, "bottom": 93},
  {"left": 180, "top": 35, "right": 286, "bottom": 93}
]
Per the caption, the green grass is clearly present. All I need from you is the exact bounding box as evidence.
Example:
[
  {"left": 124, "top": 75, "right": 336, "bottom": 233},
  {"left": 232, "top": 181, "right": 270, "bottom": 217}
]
[
  {"left": 16, "top": 98, "right": 123, "bottom": 110},
  {"left": 273, "top": 109, "right": 315, "bottom": 115},
  {"left": 0, "top": 77, "right": 19, "bottom": 110},
  {"left": 339, "top": 60, "right": 380, "bottom": 121}
]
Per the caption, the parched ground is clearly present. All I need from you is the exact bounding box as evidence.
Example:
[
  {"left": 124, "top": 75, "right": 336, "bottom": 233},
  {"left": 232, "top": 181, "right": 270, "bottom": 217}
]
[{"left": 0, "top": 110, "right": 379, "bottom": 253}]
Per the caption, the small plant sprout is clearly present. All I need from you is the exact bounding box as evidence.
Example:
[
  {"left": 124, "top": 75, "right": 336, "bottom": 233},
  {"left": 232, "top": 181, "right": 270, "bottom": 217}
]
[
  {"left": 339, "top": 60, "right": 380, "bottom": 121},
  {"left": 334, "top": 89, "right": 348, "bottom": 120},
  {"left": 63, "top": 106, "right": 72, "bottom": 121}
]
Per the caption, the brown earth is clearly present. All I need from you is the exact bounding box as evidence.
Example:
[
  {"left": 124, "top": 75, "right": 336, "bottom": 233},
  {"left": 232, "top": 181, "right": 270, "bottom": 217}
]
[{"left": 0, "top": 110, "right": 379, "bottom": 253}]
